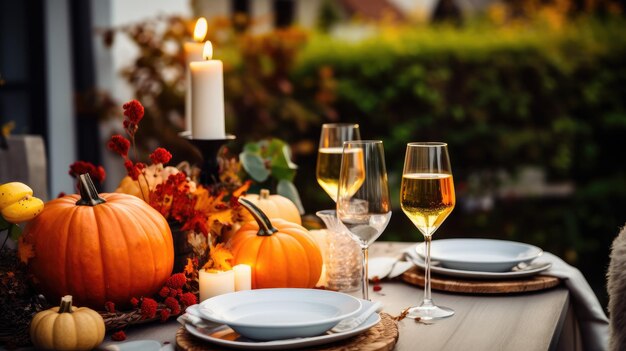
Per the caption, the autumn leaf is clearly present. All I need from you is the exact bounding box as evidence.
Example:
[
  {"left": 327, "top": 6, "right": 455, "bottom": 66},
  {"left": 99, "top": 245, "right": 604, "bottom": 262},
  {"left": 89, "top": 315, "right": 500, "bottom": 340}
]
[
  {"left": 232, "top": 180, "right": 252, "bottom": 198},
  {"left": 17, "top": 236, "right": 35, "bottom": 264},
  {"left": 194, "top": 186, "right": 227, "bottom": 212},
  {"left": 184, "top": 258, "right": 195, "bottom": 275},
  {"left": 187, "top": 231, "right": 208, "bottom": 257},
  {"left": 208, "top": 209, "right": 234, "bottom": 226},
  {"left": 206, "top": 243, "right": 233, "bottom": 271}
]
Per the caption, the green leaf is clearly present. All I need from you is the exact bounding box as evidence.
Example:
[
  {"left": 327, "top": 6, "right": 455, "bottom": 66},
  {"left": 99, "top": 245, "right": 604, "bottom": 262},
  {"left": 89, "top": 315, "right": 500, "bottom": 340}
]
[
  {"left": 281, "top": 145, "right": 298, "bottom": 170},
  {"left": 240, "top": 152, "right": 270, "bottom": 182},
  {"left": 277, "top": 179, "right": 305, "bottom": 215},
  {"left": 0, "top": 216, "right": 10, "bottom": 231},
  {"left": 243, "top": 142, "right": 261, "bottom": 154},
  {"left": 270, "top": 142, "right": 298, "bottom": 181},
  {"left": 271, "top": 165, "right": 296, "bottom": 182},
  {"left": 257, "top": 140, "right": 270, "bottom": 157},
  {"left": 267, "top": 138, "right": 285, "bottom": 158},
  {"left": 8, "top": 224, "right": 22, "bottom": 241}
]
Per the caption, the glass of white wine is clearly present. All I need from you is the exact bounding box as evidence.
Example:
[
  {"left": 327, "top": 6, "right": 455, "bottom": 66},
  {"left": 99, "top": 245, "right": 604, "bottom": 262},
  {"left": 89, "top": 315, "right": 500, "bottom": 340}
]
[
  {"left": 316, "top": 123, "right": 362, "bottom": 292},
  {"left": 401, "top": 142, "right": 455, "bottom": 320},
  {"left": 316, "top": 123, "right": 360, "bottom": 201},
  {"left": 337, "top": 140, "right": 391, "bottom": 300}
]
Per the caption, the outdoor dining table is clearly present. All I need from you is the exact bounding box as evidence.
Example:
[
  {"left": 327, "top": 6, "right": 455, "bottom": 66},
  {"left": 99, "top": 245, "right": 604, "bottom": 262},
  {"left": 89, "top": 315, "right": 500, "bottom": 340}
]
[{"left": 106, "top": 242, "right": 580, "bottom": 351}]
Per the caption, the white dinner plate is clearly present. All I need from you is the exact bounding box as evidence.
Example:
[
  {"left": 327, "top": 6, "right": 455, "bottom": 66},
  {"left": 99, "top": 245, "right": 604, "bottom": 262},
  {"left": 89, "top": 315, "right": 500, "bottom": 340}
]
[
  {"left": 410, "top": 254, "right": 552, "bottom": 279},
  {"left": 416, "top": 239, "right": 543, "bottom": 272},
  {"left": 100, "top": 340, "right": 162, "bottom": 351},
  {"left": 197, "top": 288, "right": 361, "bottom": 340},
  {"left": 185, "top": 300, "right": 381, "bottom": 350}
]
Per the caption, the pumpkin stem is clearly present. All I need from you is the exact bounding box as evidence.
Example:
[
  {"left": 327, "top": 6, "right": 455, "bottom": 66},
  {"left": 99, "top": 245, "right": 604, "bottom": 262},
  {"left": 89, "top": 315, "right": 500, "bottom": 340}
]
[
  {"left": 58, "top": 295, "right": 73, "bottom": 313},
  {"left": 259, "top": 189, "right": 270, "bottom": 200},
  {"left": 76, "top": 173, "right": 106, "bottom": 206},
  {"left": 238, "top": 197, "right": 278, "bottom": 236}
]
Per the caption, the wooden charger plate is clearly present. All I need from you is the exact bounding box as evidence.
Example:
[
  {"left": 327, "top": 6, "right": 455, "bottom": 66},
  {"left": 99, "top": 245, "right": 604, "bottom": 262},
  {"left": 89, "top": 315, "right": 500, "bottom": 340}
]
[
  {"left": 176, "top": 313, "right": 398, "bottom": 351},
  {"left": 402, "top": 266, "right": 560, "bottom": 294}
]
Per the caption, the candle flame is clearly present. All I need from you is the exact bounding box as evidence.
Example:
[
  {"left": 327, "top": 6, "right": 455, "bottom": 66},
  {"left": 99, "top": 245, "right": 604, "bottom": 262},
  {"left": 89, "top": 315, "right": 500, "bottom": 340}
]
[
  {"left": 203, "top": 41, "right": 213, "bottom": 60},
  {"left": 193, "top": 17, "right": 208, "bottom": 42}
]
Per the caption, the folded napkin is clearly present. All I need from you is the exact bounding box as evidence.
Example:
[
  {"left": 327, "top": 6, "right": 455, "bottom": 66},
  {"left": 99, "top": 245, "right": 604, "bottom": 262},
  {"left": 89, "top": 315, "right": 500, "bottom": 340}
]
[
  {"left": 392, "top": 245, "right": 608, "bottom": 350},
  {"left": 177, "top": 304, "right": 220, "bottom": 329}
]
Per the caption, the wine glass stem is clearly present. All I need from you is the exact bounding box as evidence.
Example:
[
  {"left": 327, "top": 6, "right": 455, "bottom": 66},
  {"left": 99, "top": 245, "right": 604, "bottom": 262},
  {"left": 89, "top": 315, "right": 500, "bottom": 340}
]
[
  {"left": 361, "top": 247, "right": 369, "bottom": 301},
  {"left": 423, "top": 235, "right": 433, "bottom": 306}
]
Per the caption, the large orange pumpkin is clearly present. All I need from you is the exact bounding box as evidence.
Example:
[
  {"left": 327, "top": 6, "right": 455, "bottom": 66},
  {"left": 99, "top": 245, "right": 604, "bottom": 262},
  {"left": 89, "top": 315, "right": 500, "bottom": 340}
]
[
  {"left": 21, "top": 174, "right": 174, "bottom": 309},
  {"left": 230, "top": 198, "right": 322, "bottom": 289}
]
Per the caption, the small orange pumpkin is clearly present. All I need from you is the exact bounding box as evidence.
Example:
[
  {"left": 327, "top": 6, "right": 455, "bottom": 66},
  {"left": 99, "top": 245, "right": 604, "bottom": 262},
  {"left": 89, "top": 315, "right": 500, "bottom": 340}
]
[
  {"left": 230, "top": 198, "right": 322, "bottom": 289},
  {"left": 22, "top": 174, "right": 174, "bottom": 309},
  {"left": 242, "top": 189, "right": 302, "bottom": 225}
]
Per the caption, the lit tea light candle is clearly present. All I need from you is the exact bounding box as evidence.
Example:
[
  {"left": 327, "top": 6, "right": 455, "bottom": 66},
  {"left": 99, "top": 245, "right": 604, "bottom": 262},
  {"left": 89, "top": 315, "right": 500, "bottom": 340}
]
[
  {"left": 183, "top": 17, "right": 208, "bottom": 133},
  {"left": 199, "top": 269, "right": 235, "bottom": 302},
  {"left": 233, "top": 264, "right": 252, "bottom": 291},
  {"left": 189, "top": 40, "right": 226, "bottom": 139}
]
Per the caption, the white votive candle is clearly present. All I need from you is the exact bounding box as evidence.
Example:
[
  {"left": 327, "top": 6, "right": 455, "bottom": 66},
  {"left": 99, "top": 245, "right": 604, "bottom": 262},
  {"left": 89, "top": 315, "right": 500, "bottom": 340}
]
[
  {"left": 233, "top": 264, "right": 252, "bottom": 291},
  {"left": 199, "top": 269, "right": 235, "bottom": 302},
  {"left": 183, "top": 17, "right": 208, "bottom": 133},
  {"left": 189, "top": 41, "right": 226, "bottom": 139}
]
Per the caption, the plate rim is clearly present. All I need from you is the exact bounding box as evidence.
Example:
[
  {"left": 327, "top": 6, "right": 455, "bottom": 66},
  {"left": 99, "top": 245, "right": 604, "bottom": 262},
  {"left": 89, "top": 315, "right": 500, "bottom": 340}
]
[
  {"left": 184, "top": 304, "right": 381, "bottom": 350},
  {"left": 410, "top": 255, "right": 552, "bottom": 279},
  {"left": 197, "top": 288, "right": 362, "bottom": 328},
  {"left": 416, "top": 238, "right": 543, "bottom": 265}
]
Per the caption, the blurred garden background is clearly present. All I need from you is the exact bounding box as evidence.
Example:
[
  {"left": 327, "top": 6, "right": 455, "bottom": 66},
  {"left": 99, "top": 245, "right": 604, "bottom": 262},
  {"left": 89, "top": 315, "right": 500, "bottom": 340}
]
[{"left": 1, "top": 0, "right": 625, "bottom": 306}]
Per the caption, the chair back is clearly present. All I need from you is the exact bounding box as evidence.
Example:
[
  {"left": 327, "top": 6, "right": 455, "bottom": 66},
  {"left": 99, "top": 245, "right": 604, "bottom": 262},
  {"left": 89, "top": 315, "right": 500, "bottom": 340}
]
[
  {"left": 608, "top": 224, "right": 626, "bottom": 351},
  {"left": 0, "top": 135, "right": 48, "bottom": 201}
]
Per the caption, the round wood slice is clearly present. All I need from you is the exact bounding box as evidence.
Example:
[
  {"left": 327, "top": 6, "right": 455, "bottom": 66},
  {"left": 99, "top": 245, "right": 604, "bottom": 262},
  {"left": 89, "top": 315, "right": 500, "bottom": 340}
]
[
  {"left": 176, "top": 313, "right": 398, "bottom": 351},
  {"left": 401, "top": 266, "right": 560, "bottom": 294}
]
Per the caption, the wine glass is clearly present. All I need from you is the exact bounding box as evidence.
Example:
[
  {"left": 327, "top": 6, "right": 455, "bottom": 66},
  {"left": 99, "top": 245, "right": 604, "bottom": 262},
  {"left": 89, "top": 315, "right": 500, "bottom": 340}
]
[
  {"left": 316, "top": 123, "right": 362, "bottom": 292},
  {"left": 316, "top": 123, "right": 360, "bottom": 202},
  {"left": 337, "top": 140, "right": 391, "bottom": 300},
  {"left": 401, "top": 142, "right": 456, "bottom": 320}
]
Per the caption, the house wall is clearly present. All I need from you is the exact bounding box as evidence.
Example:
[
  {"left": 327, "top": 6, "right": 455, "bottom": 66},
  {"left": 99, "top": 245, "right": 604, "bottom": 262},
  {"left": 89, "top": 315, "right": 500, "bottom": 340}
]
[
  {"left": 295, "top": 0, "right": 323, "bottom": 28},
  {"left": 251, "top": 0, "right": 272, "bottom": 33},
  {"left": 45, "top": 0, "right": 77, "bottom": 196}
]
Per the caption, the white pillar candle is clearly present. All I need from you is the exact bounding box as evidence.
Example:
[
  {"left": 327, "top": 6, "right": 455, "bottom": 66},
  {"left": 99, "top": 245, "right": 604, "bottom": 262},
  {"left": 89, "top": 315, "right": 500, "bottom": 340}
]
[
  {"left": 309, "top": 230, "right": 329, "bottom": 287},
  {"left": 183, "top": 17, "right": 208, "bottom": 134},
  {"left": 233, "top": 264, "right": 252, "bottom": 291},
  {"left": 189, "top": 41, "right": 226, "bottom": 139},
  {"left": 199, "top": 269, "right": 235, "bottom": 302}
]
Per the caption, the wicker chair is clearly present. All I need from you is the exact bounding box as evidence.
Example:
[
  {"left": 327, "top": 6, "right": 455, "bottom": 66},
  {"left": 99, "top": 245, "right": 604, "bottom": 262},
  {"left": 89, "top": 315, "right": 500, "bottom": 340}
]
[{"left": 608, "top": 224, "right": 626, "bottom": 351}]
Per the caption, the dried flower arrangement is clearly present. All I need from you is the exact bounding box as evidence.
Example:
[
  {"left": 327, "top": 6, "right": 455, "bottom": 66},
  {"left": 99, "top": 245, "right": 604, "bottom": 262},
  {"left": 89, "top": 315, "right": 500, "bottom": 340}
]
[{"left": 0, "top": 100, "right": 257, "bottom": 344}]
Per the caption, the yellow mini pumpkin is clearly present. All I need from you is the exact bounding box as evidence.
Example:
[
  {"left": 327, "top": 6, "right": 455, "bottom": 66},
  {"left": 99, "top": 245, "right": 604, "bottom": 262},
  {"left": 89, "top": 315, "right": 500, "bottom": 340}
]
[
  {"left": 30, "top": 295, "right": 105, "bottom": 351},
  {"left": 0, "top": 182, "right": 44, "bottom": 223},
  {"left": 230, "top": 198, "right": 322, "bottom": 289},
  {"left": 243, "top": 189, "right": 302, "bottom": 225}
]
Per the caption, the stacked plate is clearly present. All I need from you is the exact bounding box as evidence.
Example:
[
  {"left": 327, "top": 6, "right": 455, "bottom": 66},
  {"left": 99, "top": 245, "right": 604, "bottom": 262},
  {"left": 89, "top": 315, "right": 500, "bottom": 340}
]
[
  {"left": 411, "top": 239, "right": 551, "bottom": 279},
  {"left": 182, "top": 288, "right": 381, "bottom": 350}
]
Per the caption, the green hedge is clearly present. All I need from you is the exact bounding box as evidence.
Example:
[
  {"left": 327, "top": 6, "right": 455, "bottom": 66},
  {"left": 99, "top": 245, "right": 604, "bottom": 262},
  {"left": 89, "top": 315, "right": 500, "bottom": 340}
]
[{"left": 287, "top": 18, "right": 626, "bottom": 303}]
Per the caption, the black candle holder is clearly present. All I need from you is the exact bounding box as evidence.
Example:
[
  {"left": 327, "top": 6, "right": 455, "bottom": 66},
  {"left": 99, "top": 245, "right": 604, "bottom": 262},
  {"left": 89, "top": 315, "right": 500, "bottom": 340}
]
[{"left": 186, "top": 134, "right": 236, "bottom": 186}]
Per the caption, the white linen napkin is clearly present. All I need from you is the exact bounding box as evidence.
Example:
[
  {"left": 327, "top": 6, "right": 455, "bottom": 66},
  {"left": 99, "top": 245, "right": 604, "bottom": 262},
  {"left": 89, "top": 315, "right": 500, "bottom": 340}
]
[
  {"left": 177, "top": 304, "right": 220, "bottom": 329},
  {"left": 535, "top": 252, "right": 609, "bottom": 350},
  {"left": 395, "top": 245, "right": 609, "bottom": 350}
]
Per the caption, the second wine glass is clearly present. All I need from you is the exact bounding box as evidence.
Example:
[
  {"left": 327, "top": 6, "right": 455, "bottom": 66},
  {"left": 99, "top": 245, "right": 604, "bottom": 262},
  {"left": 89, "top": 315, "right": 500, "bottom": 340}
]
[
  {"left": 337, "top": 140, "right": 391, "bottom": 300},
  {"left": 400, "top": 142, "right": 456, "bottom": 320}
]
